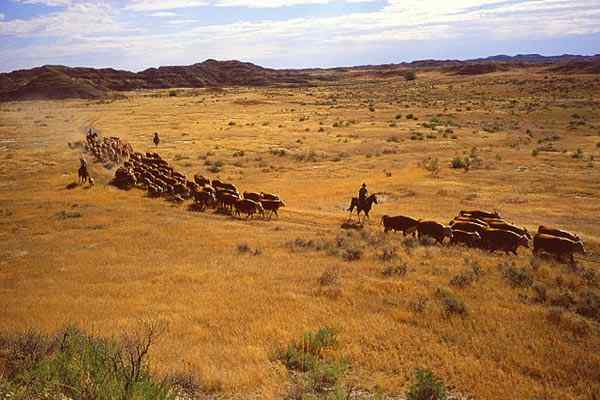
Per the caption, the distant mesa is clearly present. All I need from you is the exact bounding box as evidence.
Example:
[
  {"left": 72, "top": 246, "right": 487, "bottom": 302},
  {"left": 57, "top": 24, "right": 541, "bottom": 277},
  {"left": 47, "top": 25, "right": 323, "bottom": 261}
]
[{"left": 1, "top": 55, "right": 599, "bottom": 102}]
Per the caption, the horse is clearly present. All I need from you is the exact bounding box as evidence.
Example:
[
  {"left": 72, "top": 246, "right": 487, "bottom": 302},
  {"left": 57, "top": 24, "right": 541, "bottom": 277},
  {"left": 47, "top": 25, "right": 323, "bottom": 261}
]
[
  {"left": 78, "top": 165, "right": 89, "bottom": 184},
  {"left": 347, "top": 194, "right": 378, "bottom": 221}
]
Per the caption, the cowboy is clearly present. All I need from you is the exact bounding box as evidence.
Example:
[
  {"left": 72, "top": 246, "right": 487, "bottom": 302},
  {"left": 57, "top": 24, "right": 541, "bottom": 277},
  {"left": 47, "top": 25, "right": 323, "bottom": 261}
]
[
  {"left": 79, "top": 156, "right": 87, "bottom": 169},
  {"left": 358, "top": 183, "right": 368, "bottom": 205}
]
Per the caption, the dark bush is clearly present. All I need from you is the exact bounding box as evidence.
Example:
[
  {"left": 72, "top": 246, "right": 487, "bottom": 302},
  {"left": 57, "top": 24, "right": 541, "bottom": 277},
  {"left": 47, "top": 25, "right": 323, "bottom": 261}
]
[
  {"left": 383, "top": 263, "right": 408, "bottom": 277},
  {"left": 406, "top": 368, "right": 447, "bottom": 400},
  {"left": 451, "top": 156, "right": 469, "bottom": 169},
  {"left": 0, "top": 323, "right": 173, "bottom": 400},
  {"left": 404, "top": 70, "right": 417, "bottom": 81},
  {"left": 436, "top": 288, "right": 468, "bottom": 317},
  {"left": 504, "top": 266, "right": 533, "bottom": 288},
  {"left": 576, "top": 290, "right": 600, "bottom": 322}
]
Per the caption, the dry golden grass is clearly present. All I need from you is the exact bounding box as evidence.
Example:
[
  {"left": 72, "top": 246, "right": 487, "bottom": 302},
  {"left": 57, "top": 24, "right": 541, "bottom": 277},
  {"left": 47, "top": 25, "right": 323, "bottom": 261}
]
[{"left": 1, "top": 68, "right": 600, "bottom": 399}]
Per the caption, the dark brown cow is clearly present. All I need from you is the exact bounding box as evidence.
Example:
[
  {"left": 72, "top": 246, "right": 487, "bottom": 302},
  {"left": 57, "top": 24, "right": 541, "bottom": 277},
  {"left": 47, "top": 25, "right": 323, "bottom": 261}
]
[
  {"left": 449, "top": 221, "right": 487, "bottom": 236},
  {"left": 211, "top": 179, "right": 224, "bottom": 189},
  {"left": 219, "top": 193, "right": 239, "bottom": 213},
  {"left": 220, "top": 182, "right": 238, "bottom": 193},
  {"left": 450, "top": 230, "right": 481, "bottom": 247},
  {"left": 533, "top": 234, "right": 585, "bottom": 264},
  {"left": 261, "top": 200, "right": 285, "bottom": 219},
  {"left": 417, "top": 221, "right": 453, "bottom": 245},
  {"left": 381, "top": 215, "right": 419, "bottom": 236},
  {"left": 235, "top": 199, "right": 264, "bottom": 219},
  {"left": 194, "top": 174, "right": 210, "bottom": 186},
  {"left": 488, "top": 222, "right": 531, "bottom": 239},
  {"left": 193, "top": 190, "right": 215, "bottom": 211},
  {"left": 449, "top": 216, "right": 489, "bottom": 227},
  {"left": 243, "top": 191, "right": 262, "bottom": 202},
  {"left": 260, "top": 192, "right": 280, "bottom": 201},
  {"left": 459, "top": 210, "right": 500, "bottom": 219},
  {"left": 537, "top": 226, "right": 581, "bottom": 243},
  {"left": 481, "top": 229, "right": 529, "bottom": 255}
]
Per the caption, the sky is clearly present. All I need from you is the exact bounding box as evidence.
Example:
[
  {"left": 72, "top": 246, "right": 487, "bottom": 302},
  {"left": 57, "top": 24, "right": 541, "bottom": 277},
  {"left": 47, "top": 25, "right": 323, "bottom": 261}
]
[{"left": 1, "top": 0, "right": 600, "bottom": 73}]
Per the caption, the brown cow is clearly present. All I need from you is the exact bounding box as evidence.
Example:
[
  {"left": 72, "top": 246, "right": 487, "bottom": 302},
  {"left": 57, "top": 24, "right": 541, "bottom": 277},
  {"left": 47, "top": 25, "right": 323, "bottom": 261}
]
[
  {"left": 193, "top": 190, "right": 215, "bottom": 211},
  {"left": 235, "top": 199, "right": 264, "bottom": 219},
  {"left": 450, "top": 230, "right": 481, "bottom": 247},
  {"left": 449, "top": 216, "right": 489, "bottom": 227},
  {"left": 533, "top": 234, "right": 585, "bottom": 264},
  {"left": 459, "top": 210, "right": 500, "bottom": 219},
  {"left": 260, "top": 192, "right": 280, "bottom": 201},
  {"left": 481, "top": 229, "right": 529, "bottom": 255},
  {"left": 488, "top": 222, "right": 531, "bottom": 239},
  {"left": 381, "top": 215, "right": 419, "bottom": 236},
  {"left": 537, "top": 226, "right": 581, "bottom": 243},
  {"left": 449, "top": 221, "right": 487, "bottom": 236},
  {"left": 417, "top": 221, "right": 453, "bottom": 245},
  {"left": 261, "top": 199, "right": 285, "bottom": 219},
  {"left": 194, "top": 174, "right": 210, "bottom": 186},
  {"left": 243, "top": 191, "right": 262, "bottom": 202}
]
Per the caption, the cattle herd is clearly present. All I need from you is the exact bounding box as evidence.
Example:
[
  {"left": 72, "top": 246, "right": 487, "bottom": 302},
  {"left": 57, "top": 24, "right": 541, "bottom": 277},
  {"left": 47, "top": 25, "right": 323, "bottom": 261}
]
[
  {"left": 84, "top": 131, "right": 285, "bottom": 220},
  {"left": 381, "top": 210, "right": 586, "bottom": 264},
  {"left": 82, "top": 130, "right": 587, "bottom": 265}
]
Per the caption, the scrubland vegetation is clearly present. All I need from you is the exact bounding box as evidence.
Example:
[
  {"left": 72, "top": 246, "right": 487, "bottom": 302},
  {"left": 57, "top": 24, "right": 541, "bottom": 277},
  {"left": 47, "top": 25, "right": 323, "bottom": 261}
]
[{"left": 1, "top": 67, "right": 600, "bottom": 399}]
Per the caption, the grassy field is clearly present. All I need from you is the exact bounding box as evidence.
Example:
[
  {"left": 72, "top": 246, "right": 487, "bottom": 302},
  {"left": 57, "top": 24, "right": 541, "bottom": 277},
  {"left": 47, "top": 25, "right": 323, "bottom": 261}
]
[{"left": 1, "top": 67, "right": 599, "bottom": 399}]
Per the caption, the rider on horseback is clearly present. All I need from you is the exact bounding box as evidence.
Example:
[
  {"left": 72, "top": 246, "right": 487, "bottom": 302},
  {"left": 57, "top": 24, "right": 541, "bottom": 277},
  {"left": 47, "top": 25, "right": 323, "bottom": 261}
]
[
  {"left": 358, "top": 183, "right": 368, "bottom": 205},
  {"left": 80, "top": 156, "right": 87, "bottom": 170},
  {"left": 347, "top": 183, "right": 368, "bottom": 211}
]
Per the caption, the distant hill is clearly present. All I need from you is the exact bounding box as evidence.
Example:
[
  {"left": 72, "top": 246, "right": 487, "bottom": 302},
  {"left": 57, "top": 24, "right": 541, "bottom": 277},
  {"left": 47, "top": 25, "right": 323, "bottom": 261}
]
[
  {"left": 2, "top": 54, "right": 599, "bottom": 102},
  {"left": 0, "top": 60, "right": 321, "bottom": 102}
]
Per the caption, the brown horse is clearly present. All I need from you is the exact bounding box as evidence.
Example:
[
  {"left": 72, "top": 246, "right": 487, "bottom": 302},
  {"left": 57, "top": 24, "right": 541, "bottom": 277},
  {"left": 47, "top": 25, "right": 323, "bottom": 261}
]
[
  {"left": 347, "top": 194, "right": 378, "bottom": 221},
  {"left": 78, "top": 165, "right": 89, "bottom": 184}
]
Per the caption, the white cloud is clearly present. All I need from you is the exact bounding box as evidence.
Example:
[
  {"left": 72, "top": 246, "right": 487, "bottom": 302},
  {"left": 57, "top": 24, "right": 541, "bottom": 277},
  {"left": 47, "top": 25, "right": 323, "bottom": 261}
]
[
  {"left": 0, "top": 14, "right": 5, "bottom": 21},
  {"left": 126, "top": 0, "right": 378, "bottom": 11},
  {"left": 12, "top": 0, "right": 73, "bottom": 6},
  {"left": 125, "top": 0, "right": 209, "bottom": 11},
  {"left": 0, "top": 2, "right": 132, "bottom": 37},
  {"left": 149, "top": 11, "right": 178, "bottom": 17},
  {"left": 167, "top": 19, "right": 198, "bottom": 24},
  {"left": 2, "top": 0, "right": 600, "bottom": 72}
]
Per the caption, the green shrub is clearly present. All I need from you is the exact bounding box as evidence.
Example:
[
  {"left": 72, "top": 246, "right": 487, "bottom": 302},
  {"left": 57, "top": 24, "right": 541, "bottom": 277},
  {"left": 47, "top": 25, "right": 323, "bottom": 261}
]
[
  {"left": 406, "top": 368, "right": 447, "bottom": 400},
  {"left": 0, "top": 324, "right": 174, "bottom": 400},
  {"left": 278, "top": 327, "right": 348, "bottom": 394},
  {"left": 279, "top": 327, "right": 337, "bottom": 372},
  {"left": 404, "top": 70, "right": 417, "bottom": 81},
  {"left": 504, "top": 265, "right": 533, "bottom": 288},
  {"left": 435, "top": 287, "right": 468, "bottom": 317},
  {"left": 576, "top": 290, "right": 600, "bottom": 322},
  {"left": 451, "top": 156, "right": 469, "bottom": 169}
]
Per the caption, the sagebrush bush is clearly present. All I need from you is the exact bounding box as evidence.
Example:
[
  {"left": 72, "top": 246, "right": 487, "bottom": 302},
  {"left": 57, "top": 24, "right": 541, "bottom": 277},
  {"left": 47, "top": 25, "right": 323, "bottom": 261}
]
[
  {"left": 504, "top": 265, "right": 533, "bottom": 288},
  {"left": 0, "top": 324, "right": 174, "bottom": 400},
  {"left": 406, "top": 368, "right": 447, "bottom": 400},
  {"left": 277, "top": 327, "right": 348, "bottom": 395},
  {"left": 383, "top": 263, "right": 408, "bottom": 277},
  {"left": 404, "top": 70, "right": 417, "bottom": 81},
  {"left": 436, "top": 287, "right": 468, "bottom": 317},
  {"left": 451, "top": 156, "right": 469, "bottom": 169}
]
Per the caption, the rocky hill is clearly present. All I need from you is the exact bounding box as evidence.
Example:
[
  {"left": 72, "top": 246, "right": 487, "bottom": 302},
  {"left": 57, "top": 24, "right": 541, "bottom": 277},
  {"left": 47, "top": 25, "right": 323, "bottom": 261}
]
[
  {"left": 2, "top": 55, "right": 599, "bottom": 102},
  {"left": 0, "top": 60, "right": 320, "bottom": 102}
]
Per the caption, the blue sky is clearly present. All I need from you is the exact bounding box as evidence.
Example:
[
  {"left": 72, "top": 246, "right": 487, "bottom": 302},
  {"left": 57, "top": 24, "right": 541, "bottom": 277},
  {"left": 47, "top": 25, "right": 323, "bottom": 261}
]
[{"left": 1, "top": 0, "right": 599, "bottom": 73}]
